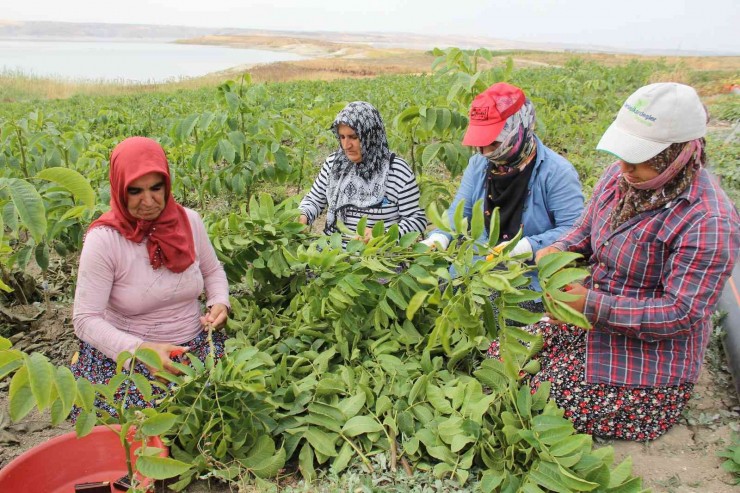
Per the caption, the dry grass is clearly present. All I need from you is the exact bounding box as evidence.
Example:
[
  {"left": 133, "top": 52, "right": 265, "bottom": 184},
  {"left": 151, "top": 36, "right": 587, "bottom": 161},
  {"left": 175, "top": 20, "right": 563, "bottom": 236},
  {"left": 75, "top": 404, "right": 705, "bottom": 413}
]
[{"left": 0, "top": 71, "right": 236, "bottom": 101}]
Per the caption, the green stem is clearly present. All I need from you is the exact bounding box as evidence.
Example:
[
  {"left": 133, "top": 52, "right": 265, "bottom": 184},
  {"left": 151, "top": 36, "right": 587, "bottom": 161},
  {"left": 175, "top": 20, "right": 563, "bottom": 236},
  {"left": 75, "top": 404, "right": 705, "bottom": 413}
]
[
  {"left": 15, "top": 127, "right": 29, "bottom": 178},
  {"left": 340, "top": 433, "right": 374, "bottom": 472}
]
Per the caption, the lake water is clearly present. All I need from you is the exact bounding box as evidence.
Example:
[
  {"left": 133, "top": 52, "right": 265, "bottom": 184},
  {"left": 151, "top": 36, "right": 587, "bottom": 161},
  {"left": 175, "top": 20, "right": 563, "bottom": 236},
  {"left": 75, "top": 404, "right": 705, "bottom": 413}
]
[{"left": 0, "top": 39, "right": 307, "bottom": 83}]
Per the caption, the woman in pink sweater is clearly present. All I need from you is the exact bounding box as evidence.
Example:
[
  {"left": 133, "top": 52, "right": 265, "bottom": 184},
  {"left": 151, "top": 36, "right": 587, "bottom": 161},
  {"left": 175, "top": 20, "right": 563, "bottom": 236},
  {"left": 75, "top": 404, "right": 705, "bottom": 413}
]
[{"left": 70, "top": 137, "right": 230, "bottom": 419}]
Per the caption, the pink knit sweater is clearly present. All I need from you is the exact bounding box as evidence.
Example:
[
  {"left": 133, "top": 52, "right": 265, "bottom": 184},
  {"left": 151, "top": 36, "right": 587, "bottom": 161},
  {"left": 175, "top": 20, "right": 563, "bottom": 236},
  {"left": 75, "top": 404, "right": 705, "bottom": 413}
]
[{"left": 73, "top": 208, "right": 229, "bottom": 360}]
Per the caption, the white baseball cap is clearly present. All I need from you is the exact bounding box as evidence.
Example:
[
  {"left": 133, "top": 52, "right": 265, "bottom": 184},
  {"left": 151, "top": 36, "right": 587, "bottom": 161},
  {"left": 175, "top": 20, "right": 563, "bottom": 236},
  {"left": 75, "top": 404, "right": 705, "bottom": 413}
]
[{"left": 597, "top": 82, "right": 707, "bottom": 164}]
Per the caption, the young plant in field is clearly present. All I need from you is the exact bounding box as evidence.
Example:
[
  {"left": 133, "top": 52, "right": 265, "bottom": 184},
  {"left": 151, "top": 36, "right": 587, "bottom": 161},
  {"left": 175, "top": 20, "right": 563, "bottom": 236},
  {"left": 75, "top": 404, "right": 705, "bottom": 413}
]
[
  {"left": 0, "top": 337, "right": 191, "bottom": 491},
  {"left": 717, "top": 432, "right": 740, "bottom": 485},
  {"left": 0, "top": 167, "right": 95, "bottom": 306}
]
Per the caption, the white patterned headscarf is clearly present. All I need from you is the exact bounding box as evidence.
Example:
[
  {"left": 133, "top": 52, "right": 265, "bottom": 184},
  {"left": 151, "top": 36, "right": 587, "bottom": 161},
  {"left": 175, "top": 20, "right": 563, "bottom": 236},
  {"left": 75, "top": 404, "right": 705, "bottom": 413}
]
[{"left": 326, "top": 101, "right": 392, "bottom": 230}]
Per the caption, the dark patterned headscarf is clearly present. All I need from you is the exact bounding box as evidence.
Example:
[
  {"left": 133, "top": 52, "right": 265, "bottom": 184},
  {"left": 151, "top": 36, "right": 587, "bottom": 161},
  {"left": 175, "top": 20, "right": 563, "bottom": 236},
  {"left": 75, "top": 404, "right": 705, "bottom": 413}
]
[
  {"left": 610, "top": 138, "right": 706, "bottom": 229},
  {"left": 326, "top": 101, "right": 392, "bottom": 230}
]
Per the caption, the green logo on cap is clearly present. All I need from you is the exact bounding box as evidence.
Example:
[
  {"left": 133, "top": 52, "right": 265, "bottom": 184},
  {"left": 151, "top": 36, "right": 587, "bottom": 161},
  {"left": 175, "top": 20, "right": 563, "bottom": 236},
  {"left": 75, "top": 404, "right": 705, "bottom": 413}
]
[{"left": 624, "top": 98, "right": 656, "bottom": 126}]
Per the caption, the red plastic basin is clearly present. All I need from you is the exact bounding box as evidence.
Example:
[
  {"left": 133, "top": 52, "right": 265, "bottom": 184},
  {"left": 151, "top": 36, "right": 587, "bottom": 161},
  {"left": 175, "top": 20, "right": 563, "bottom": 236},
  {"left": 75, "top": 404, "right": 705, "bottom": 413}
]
[{"left": 0, "top": 424, "right": 168, "bottom": 493}]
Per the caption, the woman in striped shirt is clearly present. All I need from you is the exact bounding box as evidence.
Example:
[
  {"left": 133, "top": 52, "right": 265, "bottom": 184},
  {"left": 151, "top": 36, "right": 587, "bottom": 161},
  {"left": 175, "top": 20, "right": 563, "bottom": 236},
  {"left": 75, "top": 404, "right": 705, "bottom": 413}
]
[{"left": 299, "top": 101, "right": 427, "bottom": 242}]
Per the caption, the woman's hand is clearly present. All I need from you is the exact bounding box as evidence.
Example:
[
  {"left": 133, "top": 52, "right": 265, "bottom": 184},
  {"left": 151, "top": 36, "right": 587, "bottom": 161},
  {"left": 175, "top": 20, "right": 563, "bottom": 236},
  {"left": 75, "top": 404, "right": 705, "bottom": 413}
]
[
  {"left": 355, "top": 227, "right": 374, "bottom": 244},
  {"left": 138, "top": 341, "right": 189, "bottom": 375},
  {"left": 201, "top": 303, "right": 229, "bottom": 330},
  {"left": 298, "top": 214, "right": 308, "bottom": 225},
  {"left": 561, "top": 283, "right": 587, "bottom": 313},
  {"left": 544, "top": 283, "right": 588, "bottom": 326},
  {"left": 535, "top": 246, "right": 562, "bottom": 264}
]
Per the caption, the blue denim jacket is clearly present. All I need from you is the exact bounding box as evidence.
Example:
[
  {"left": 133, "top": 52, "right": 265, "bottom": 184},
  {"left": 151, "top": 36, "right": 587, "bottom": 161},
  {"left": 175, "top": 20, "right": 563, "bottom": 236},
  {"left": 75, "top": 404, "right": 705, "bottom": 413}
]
[{"left": 432, "top": 137, "right": 584, "bottom": 290}]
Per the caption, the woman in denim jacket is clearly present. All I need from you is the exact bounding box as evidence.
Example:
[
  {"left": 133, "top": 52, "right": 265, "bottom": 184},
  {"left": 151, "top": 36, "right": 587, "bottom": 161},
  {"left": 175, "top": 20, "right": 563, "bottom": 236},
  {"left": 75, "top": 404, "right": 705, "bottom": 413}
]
[{"left": 422, "top": 82, "right": 584, "bottom": 293}]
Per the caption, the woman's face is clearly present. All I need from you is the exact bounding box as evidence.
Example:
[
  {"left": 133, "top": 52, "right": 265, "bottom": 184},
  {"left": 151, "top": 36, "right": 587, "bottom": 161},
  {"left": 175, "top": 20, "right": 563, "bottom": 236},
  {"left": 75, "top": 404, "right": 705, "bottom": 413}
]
[
  {"left": 126, "top": 172, "right": 166, "bottom": 220},
  {"left": 338, "top": 124, "right": 362, "bottom": 163},
  {"left": 619, "top": 160, "right": 660, "bottom": 184},
  {"left": 478, "top": 141, "right": 503, "bottom": 155}
]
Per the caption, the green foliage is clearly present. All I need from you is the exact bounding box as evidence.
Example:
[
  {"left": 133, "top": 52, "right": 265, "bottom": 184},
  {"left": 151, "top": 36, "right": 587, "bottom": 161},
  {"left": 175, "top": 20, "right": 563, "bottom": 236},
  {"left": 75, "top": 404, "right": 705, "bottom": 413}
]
[
  {"left": 717, "top": 433, "right": 740, "bottom": 484},
  {"left": 182, "top": 195, "right": 640, "bottom": 490},
  {"left": 0, "top": 339, "right": 190, "bottom": 489}
]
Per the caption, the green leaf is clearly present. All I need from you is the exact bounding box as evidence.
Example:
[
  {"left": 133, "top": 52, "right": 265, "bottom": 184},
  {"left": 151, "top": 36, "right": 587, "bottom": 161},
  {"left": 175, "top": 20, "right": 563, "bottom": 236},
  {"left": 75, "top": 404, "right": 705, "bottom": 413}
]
[
  {"left": 375, "top": 395, "right": 392, "bottom": 416},
  {"left": 546, "top": 268, "right": 590, "bottom": 290},
  {"left": 2, "top": 178, "right": 46, "bottom": 242},
  {"left": 76, "top": 377, "right": 95, "bottom": 411},
  {"left": 141, "top": 413, "right": 177, "bottom": 436},
  {"left": 131, "top": 373, "right": 153, "bottom": 402},
  {"left": 452, "top": 199, "right": 467, "bottom": 234},
  {"left": 177, "top": 113, "right": 199, "bottom": 141},
  {"left": 548, "top": 299, "right": 592, "bottom": 329},
  {"left": 304, "top": 427, "right": 339, "bottom": 457},
  {"left": 330, "top": 441, "right": 354, "bottom": 474},
  {"left": 299, "top": 442, "right": 316, "bottom": 482},
  {"left": 36, "top": 167, "right": 95, "bottom": 209},
  {"left": 386, "top": 287, "right": 408, "bottom": 310},
  {"left": 75, "top": 410, "right": 97, "bottom": 437},
  {"left": 470, "top": 198, "right": 484, "bottom": 241},
  {"left": 608, "top": 456, "right": 633, "bottom": 487},
  {"left": 531, "top": 381, "right": 551, "bottom": 411},
  {"left": 342, "top": 416, "right": 383, "bottom": 437},
  {"left": 338, "top": 393, "right": 366, "bottom": 419},
  {"left": 532, "top": 415, "right": 576, "bottom": 445},
  {"left": 421, "top": 142, "right": 442, "bottom": 167},
  {"left": 0, "top": 355, "right": 23, "bottom": 381},
  {"left": 425, "top": 202, "right": 449, "bottom": 232},
  {"left": 487, "top": 207, "right": 500, "bottom": 247},
  {"left": 530, "top": 460, "right": 599, "bottom": 492},
  {"left": 9, "top": 366, "right": 35, "bottom": 421},
  {"left": 550, "top": 435, "right": 591, "bottom": 457},
  {"left": 26, "top": 353, "right": 53, "bottom": 411},
  {"left": 304, "top": 413, "right": 342, "bottom": 434},
  {"left": 605, "top": 477, "right": 645, "bottom": 492},
  {"left": 218, "top": 139, "right": 236, "bottom": 163},
  {"left": 538, "top": 252, "right": 582, "bottom": 279},
  {"left": 136, "top": 456, "right": 192, "bottom": 480},
  {"left": 501, "top": 306, "right": 543, "bottom": 325},
  {"left": 0, "top": 277, "right": 12, "bottom": 293},
  {"left": 54, "top": 366, "right": 77, "bottom": 422},
  {"left": 517, "top": 385, "right": 533, "bottom": 418},
  {"left": 484, "top": 471, "right": 510, "bottom": 493},
  {"left": 34, "top": 242, "right": 49, "bottom": 272},
  {"left": 133, "top": 348, "right": 163, "bottom": 371},
  {"left": 355, "top": 215, "right": 368, "bottom": 237},
  {"left": 426, "top": 384, "right": 453, "bottom": 414},
  {"left": 406, "top": 291, "right": 428, "bottom": 320},
  {"left": 250, "top": 447, "right": 286, "bottom": 478}
]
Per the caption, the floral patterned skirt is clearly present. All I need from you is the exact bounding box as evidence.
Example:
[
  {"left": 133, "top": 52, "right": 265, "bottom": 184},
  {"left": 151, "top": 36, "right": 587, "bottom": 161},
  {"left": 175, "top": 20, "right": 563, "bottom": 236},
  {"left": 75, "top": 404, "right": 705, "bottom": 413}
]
[
  {"left": 69, "top": 330, "right": 227, "bottom": 422},
  {"left": 487, "top": 321, "right": 693, "bottom": 442}
]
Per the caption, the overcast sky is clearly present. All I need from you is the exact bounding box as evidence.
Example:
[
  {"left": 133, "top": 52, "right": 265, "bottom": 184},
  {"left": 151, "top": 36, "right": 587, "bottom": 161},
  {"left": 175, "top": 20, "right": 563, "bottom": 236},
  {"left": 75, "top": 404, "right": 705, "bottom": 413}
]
[{"left": 3, "top": 0, "right": 738, "bottom": 54}]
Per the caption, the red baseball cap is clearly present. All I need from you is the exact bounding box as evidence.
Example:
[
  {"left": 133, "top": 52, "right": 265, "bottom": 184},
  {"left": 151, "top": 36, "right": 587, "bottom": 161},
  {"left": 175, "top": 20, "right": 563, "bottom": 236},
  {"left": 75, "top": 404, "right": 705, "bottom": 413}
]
[{"left": 462, "top": 82, "right": 526, "bottom": 146}]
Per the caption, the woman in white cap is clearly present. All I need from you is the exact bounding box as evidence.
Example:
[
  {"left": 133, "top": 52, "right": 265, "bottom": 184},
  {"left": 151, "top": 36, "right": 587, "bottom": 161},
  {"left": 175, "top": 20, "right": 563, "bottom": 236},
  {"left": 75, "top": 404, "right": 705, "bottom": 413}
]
[
  {"left": 510, "top": 82, "right": 740, "bottom": 441},
  {"left": 422, "top": 82, "right": 584, "bottom": 296}
]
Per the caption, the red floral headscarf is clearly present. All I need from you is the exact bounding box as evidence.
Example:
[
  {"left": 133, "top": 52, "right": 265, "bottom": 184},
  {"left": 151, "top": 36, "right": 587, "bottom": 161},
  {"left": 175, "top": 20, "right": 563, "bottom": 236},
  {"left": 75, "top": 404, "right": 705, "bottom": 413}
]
[{"left": 88, "top": 137, "right": 196, "bottom": 273}]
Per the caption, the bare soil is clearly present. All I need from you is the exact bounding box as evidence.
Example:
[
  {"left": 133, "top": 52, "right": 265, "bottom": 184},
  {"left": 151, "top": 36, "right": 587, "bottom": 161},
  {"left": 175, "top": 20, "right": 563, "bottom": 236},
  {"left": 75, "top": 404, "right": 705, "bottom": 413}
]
[{"left": 1, "top": 303, "right": 738, "bottom": 492}]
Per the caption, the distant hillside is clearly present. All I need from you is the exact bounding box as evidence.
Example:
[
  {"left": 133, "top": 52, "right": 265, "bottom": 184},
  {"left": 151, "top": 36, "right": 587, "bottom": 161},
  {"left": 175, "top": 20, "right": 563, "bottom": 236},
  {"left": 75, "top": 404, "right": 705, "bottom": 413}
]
[
  {"left": 0, "top": 20, "right": 238, "bottom": 41},
  {"left": 0, "top": 20, "right": 735, "bottom": 56}
]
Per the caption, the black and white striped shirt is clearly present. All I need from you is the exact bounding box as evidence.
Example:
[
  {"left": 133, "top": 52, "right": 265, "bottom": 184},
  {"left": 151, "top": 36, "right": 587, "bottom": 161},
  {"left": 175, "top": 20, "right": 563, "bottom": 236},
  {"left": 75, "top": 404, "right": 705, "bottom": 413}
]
[{"left": 299, "top": 153, "right": 427, "bottom": 237}]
